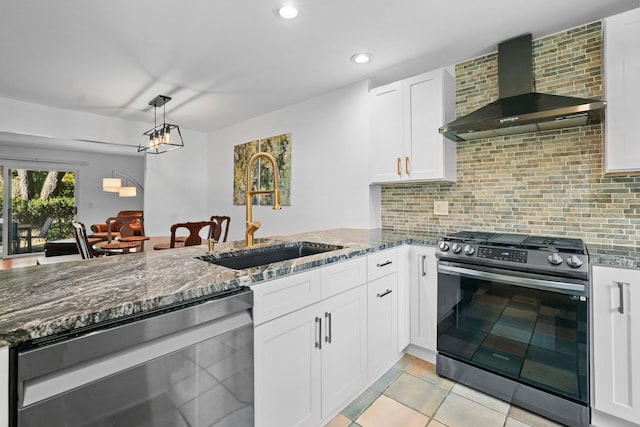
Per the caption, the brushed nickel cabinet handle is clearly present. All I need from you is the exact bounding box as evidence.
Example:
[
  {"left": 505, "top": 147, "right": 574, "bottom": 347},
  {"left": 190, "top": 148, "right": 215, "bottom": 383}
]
[
  {"left": 377, "top": 289, "right": 392, "bottom": 298},
  {"left": 315, "top": 317, "right": 322, "bottom": 349},
  {"left": 325, "top": 312, "right": 332, "bottom": 344},
  {"left": 617, "top": 282, "right": 627, "bottom": 314},
  {"left": 421, "top": 255, "right": 427, "bottom": 277}
]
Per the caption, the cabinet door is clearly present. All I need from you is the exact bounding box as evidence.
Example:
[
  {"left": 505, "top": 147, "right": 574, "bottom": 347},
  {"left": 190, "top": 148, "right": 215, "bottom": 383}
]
[
  {"left": 321, "top": 285, "right": 368, "bottom": 419},
  {"left": 403, "top": 70, "right": 456, "bottom": 182},
  {"left": 367, "top": 273, "right": 398, "bottom": 379},
  {"left": 604, "top": 8, "right": 640, "bottom": 173},
  {"left": 410, "top": 246, "right": 437, "bottom": 351},
  {"left": 370, "top": 81, "right": 404, "bottom": 183},
  {"left": 592, "top": 266, "right": 640, "bottom": 424},
  {"left": 254, "top": 304, "right": 321, "bottom": 427}
]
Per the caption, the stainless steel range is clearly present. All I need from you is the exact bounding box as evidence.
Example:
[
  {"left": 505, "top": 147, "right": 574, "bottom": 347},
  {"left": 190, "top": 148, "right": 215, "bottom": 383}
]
[{"left": 436, "top": 231, "right": 589, "bottom": 427}]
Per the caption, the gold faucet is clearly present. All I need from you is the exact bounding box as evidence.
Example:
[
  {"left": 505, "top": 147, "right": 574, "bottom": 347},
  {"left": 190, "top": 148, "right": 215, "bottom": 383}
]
[{"left": 245, "top": 152, "right": 281, "bottom": 247}]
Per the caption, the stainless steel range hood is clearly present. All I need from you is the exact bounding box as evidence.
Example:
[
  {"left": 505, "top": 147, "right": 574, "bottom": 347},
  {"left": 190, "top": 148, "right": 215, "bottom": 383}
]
[{"left": 439, "top": 34, "right": 606, "bottom": 142}]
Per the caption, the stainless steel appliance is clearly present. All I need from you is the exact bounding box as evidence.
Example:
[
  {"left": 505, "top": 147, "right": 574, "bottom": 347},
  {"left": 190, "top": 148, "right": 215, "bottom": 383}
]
[
  {"left": 439, "top": 34, "right": 606, "bottom": 142},
  {"left": 10, "top": 288, "right": 253, "bottom": 427},
  {"left": 436, "top": 231, "right": 589, "bottom": 427}
]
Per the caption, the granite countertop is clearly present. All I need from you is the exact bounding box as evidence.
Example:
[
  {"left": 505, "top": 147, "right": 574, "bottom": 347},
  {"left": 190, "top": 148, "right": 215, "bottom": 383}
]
[
  {"left": 587, "top": 243, "right": 640, "bottom": 269},
  {"left": 2, "top": 226, "right": 637, "bottom": 348},
  {"left": 0, "top": 228, "right": 439, "bottom": 347}
]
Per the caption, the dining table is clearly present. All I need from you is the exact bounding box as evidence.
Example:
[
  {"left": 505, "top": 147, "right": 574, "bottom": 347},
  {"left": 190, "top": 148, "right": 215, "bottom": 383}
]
[
  {"left": 92, "top": 240, "right": 143, "bottom": 256},
  {"left": 118, "top": 235, "right": 151, "bottom": 251}
]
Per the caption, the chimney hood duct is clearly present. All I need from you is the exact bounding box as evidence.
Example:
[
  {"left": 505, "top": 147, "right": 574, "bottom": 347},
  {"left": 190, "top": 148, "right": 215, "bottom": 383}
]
[{"left": 439, "top": 34, "right": 606, "bottom": 142}]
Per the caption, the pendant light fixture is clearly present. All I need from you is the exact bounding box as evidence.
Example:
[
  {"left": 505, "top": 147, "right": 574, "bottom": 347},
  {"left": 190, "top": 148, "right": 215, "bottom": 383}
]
[{"left": 138, "top": 95, "right": 184, "bottom": 154}]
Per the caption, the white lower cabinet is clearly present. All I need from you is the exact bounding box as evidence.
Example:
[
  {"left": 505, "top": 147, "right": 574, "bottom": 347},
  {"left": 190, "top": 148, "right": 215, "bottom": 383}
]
[
  {"left": 320, "top": 285, "right": 368, "bottom": 418},
  {"left": 592, "top": 265, "right": 640, "bottom": 426},
  {"left": 254, "top": 246, "right": 435, "bottom": 426},
  {"left": 367, "top": 272, "right": 398, "bottom": 379},
  {"left": 409, "top": 246, "right": 437, "bottom": 352},
  {"left": 366, "top": 248, "right": 401, "bottom": 380},
  {"left": 254, "top": 259, "right": 368, "bottom": 427},
  {"left": 254, "top": 303, "right": 321, "bottom": 427},
  {"left": 255, "top": 285, "right": 367, "bottom": 427}
]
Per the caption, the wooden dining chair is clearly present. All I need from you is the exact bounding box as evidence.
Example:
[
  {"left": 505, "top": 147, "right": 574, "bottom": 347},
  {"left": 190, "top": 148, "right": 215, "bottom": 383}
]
[
  {"left": 209, "top": 215, "right": 231, "bottom": 242},
  {"left": 106, "top": 215, "right": 145, "bottom": 243},
  {"left": 170, "top": 221, "right": 218, "bottom": 248}
]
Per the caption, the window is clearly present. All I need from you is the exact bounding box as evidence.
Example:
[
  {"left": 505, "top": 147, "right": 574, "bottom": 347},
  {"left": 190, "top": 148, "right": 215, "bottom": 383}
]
[{"left": 1, "top": 166, "right": 76, "bottom": 257}]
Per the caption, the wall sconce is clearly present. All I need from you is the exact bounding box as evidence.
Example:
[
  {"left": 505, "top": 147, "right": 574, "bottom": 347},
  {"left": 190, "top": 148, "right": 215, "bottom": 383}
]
[{"left": 138, "top": 95, "right": 184, "bottom": 154}]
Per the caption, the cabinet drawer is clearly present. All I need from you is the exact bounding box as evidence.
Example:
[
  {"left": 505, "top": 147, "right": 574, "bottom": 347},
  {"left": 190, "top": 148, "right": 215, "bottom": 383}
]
[
  {"left": 252, "top": 269, "right": 321, "bottom": 325},
  {"left": 367, "top": 248, "right": 398, "bottom": 281},
  {"left": 320, "top": 257, "right": 367, "bottom": 299}
]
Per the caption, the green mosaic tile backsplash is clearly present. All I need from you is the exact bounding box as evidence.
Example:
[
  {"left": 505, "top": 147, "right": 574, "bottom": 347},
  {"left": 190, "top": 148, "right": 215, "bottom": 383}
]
[{"left": 380, "top": 22, "right": 640, "bottom": 248}]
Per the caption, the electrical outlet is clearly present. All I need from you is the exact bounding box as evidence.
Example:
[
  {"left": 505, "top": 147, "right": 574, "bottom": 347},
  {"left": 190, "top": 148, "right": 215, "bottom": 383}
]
[{"left": 434, "top": 201, "right": 449, "bottom": 216}]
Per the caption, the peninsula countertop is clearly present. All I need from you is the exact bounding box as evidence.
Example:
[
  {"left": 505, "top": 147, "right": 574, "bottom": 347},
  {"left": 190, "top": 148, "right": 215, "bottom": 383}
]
[
  {"left": 2, "top": 226, "right": 638, "bottom": 348},
  {"left": 0, "top": 228, "right": 439, "bottom": 347}
]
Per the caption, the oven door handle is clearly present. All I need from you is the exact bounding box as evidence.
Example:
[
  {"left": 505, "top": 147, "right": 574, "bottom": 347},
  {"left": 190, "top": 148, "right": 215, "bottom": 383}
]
[{"left": 438, "top": 264, "right": 586, "bottom": 294}]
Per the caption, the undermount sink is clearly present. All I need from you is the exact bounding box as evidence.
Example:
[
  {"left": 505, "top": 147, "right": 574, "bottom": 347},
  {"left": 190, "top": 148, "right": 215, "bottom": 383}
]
[{"left": 197, "top": 241, "right": 344, "bottom": 270}]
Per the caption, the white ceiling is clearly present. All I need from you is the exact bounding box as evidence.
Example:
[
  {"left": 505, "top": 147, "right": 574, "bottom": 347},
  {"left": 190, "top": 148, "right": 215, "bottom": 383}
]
[{"left": 1, "top": 0, "right": 638, "bottom": 134}]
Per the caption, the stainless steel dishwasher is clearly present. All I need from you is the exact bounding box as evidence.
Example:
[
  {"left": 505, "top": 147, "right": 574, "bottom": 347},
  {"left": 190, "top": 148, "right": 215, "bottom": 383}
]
[{"left": 10, "top": 288, "right": 253, "bottom": 427}]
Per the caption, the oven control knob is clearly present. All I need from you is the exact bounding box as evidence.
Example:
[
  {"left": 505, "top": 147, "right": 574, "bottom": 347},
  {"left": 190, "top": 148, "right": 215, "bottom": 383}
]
[
  {"left": 464, "top": 245, "right": 475, "bottom": 255},
  {"left": 452, "top": 243, "right": 462, "bottom": 254},
  {"left": 548, "top": 253, "right": 563, "bottom": 265},
  {"left": 566, "top": 255, "right": 583, "bottom": 268},
  {"left": 439, "top": 242, "right": 449, "bottom": 252}
]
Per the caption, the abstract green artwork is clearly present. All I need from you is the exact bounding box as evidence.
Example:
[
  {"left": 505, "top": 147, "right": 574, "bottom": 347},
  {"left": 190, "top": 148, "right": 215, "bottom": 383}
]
[{"left": 233, "top": 132, "right": 292, "bottom": 206}]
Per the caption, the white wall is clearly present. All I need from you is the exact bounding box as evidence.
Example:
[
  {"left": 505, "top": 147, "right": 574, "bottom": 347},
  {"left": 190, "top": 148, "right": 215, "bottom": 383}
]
[
  {"left": 1, "top": 83, "right": 376, "bottom": 242},
  {"left": 0, "top": 96, "right": 209, "bottom": 237},
  {"left": 0, "top": 97, "right": 145, "bottom": 147},
  {"left": 143, "top": 129, "right": 209, "bottom": 236},
  {"left": 206, "top": 81, "right": 374, "bottom": 242}
]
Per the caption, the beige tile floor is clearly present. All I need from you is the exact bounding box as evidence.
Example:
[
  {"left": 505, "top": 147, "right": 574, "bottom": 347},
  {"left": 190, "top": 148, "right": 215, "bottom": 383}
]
[{"left": 326, "top": 354, "right": 566, "bottom": 427}]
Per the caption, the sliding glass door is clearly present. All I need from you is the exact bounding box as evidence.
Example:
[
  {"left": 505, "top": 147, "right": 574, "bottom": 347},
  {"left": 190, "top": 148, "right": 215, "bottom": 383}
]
[{"left": 1, "top": 166, "right": 76, "bottom": 258}]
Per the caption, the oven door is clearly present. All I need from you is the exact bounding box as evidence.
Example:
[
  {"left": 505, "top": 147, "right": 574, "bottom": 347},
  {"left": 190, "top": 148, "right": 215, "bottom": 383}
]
[{"left": 437, "top": 260, "right": 589, "bottom": 405}]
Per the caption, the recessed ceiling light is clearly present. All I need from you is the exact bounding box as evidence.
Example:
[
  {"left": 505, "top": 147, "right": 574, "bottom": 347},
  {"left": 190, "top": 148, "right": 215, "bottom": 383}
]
[
  {"left": 278, "top": 5, "right": 298, "bottom": 19},
  {"left": 351, "top": 53, "right": 372, "bottom": 64}
]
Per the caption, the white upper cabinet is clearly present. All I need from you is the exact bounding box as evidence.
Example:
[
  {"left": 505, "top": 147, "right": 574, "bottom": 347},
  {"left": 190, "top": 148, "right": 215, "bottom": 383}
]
[
  {"left": 604, "top": 7, "right": 640, "bottom": 173},
  {"left": 370, "top": 68, "right": 456, "bottom": 184},
  {"left": 370, "top": 81, "right": 404, "bottom": 183}
]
